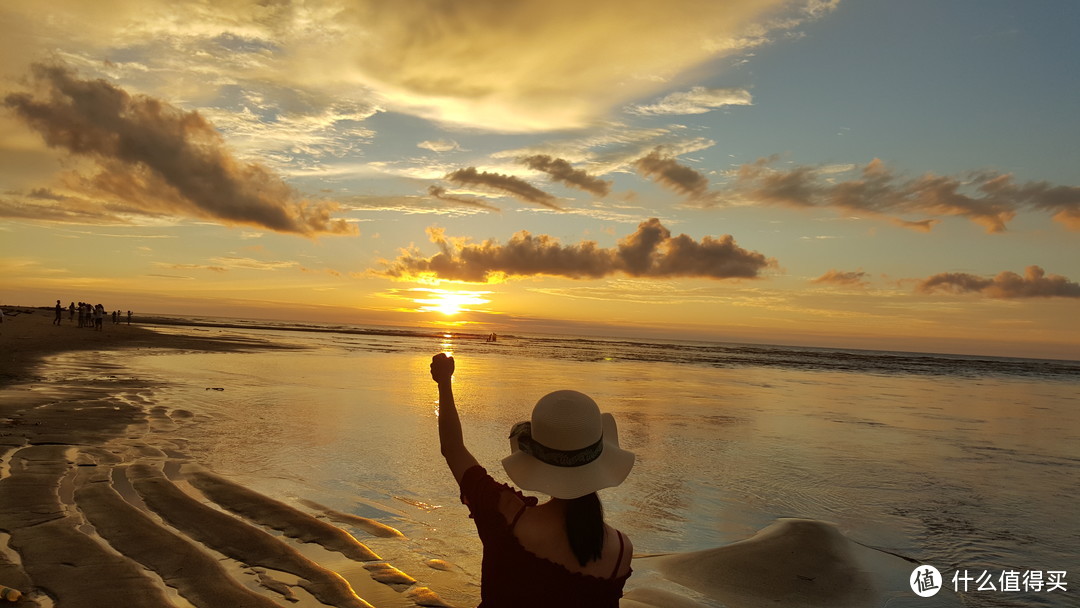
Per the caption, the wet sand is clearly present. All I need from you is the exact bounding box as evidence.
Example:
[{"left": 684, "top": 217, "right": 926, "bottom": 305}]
[
  {"left": 0, "top": 308, "right": 288, "bottom": 387},
  {"left": 0, "top": 311, "right": 456, "bottom": 607},
  {"left": 0, "top": 310, "right": 924, "bottom": 607}
]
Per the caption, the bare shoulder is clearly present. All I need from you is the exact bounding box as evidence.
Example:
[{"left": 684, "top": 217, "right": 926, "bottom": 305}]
[{"left": 609, "top": 526, "right": 634, "bottom": 572}]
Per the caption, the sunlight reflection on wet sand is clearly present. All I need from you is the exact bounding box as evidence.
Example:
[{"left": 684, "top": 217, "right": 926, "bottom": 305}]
[{"left": 123, "top": 339, "right": 1078, "bottom": 607}]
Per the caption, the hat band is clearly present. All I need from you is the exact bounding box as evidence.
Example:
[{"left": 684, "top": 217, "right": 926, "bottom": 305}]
[{"left": 511, "top": 422, "right": 604, "bottom": 468}]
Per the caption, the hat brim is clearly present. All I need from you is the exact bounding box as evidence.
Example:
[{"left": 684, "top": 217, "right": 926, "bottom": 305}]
[{"left": 502, "top": 413, "right": 634, "bottom": 499}]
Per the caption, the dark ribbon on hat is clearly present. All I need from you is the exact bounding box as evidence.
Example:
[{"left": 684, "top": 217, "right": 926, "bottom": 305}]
[{"left": 510, "top": 421, "right": 604, "bottom": 468}]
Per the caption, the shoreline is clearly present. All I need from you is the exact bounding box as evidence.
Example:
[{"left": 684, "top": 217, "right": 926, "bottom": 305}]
[{"left": 1, "top": 308, "right": 300, "bottom": 389}]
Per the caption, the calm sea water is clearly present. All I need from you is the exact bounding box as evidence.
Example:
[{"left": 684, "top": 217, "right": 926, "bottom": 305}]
[{"left": 82, "top": 319, "right": 1080, "bottom": 606}]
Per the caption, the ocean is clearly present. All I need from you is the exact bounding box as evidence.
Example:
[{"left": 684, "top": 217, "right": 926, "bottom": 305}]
[{"left": 42, "top": 317, "right": 1080, "bottom": 607}]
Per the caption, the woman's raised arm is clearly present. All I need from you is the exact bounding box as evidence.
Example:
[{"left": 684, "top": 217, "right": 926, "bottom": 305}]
[{"left": 430, "top": 353, "right": 479, "bottom": 483}]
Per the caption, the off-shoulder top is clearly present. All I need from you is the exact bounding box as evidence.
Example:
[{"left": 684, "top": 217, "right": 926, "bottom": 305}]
[{"left": 458, "top": 465, "right": 630, "bottom": 608}]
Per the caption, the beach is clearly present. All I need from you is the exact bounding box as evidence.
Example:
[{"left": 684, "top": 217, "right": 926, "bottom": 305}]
[
  {"left": 0, "top": 312, "right": 407, "bottom": 607},
  {"left": 1, "top": 309, "right": 1077, "bottom": 607}
]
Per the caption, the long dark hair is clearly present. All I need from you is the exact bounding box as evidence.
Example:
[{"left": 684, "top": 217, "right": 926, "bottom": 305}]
[{"left": 565, "top": 492, "right": 604, "bottom": 566}]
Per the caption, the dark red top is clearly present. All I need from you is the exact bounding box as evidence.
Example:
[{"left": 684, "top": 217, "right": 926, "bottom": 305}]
[{"left": 459, "top": 465, "right": 631, "bottom": 608}]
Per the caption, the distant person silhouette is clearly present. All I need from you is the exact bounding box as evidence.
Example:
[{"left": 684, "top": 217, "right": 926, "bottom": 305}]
[
  {"left": 53, "top": 300, "right": 62, "bottom": 325},
  {"left": 68, "top": 302, "right": 75, "bottom": 322},
  {"left": 127, "top": 310, "right": 132, "bottom": 325}
]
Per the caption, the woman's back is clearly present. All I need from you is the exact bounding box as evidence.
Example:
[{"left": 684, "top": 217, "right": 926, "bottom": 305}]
[
  {"left": 513, "top": 500, "right": 632, "bottom": 580},
  {"left": 461, "top": 465, "right": 632, "bottom": 608},
  {"left": 430, "top": 356, "right": 635, "bottom": 607}
]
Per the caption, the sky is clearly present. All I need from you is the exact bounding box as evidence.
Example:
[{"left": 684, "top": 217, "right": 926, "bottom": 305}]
[{"left": 1, "top": 0, "right": 1078, "bottom": 360}]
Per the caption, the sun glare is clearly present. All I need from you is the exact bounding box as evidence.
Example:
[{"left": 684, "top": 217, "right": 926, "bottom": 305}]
[{"left": 413, "top": 289, "right": 491, "bottom": 316}]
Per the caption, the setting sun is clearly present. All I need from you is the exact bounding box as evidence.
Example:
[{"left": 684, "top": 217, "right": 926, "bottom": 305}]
[{"left": 413, "top": 289, "right": 491, "bottom": 316}]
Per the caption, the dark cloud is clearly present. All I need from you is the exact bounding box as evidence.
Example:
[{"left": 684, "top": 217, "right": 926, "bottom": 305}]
[
  {"left": 3, "top": 64, "right": 354, "bottom": 236},
  {"left": 27, "top": 188, "right": 65, "bottom": 201},
  {"left": 519, "top": 155, "right": 612, "bottom": 197},
  {"left": 634, "top": 149, "right": 710, "bottom": 198},
  {"left": 982, "top": 175, "right": 1080, "bottom": 230},
  {"left": 162, "top": 263, "right": 229, "bottom": 273},
  {"left": 380, "top": 218, "right": 775, "bottom": 283},
  {"left": 890, "top": 218, "right": 939, "bottom": 233},
  {"left": 427, "top": 185, "right": 500, "bottom": 212},
  {"left": 916, "top": 266, "right": 1080, "bottom": 298},
  {"left": 445, "top": 167, "right": 561, "bottom": 209},
  {"left": 812, "top": 269, "right": 869, "bottom": 286},
  {"left": 727, "top": 157, "right": 1080, "bottom": 232}
]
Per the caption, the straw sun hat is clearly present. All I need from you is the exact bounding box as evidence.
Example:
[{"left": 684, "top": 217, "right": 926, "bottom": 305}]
[{"left": 502, "top": 390, "right": 635, "bottom": 500}]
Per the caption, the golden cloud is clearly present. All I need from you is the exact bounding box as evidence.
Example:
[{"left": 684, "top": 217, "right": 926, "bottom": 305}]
[
  {"left": 282, "top": 0, "right": 805, "bottom": 131},
  {"left": 380, "top": 218, "right": 776, "bottom": 283},
  {"left": 3, "top": 1, "right": 832, "bottom": 132}
]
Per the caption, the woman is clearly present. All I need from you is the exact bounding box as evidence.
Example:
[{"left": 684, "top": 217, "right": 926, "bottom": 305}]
[{"left": 430, "top": 353, "right": 635, "bottom": 607}]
